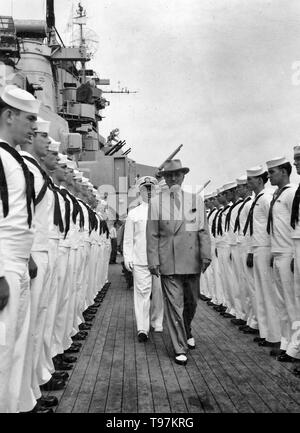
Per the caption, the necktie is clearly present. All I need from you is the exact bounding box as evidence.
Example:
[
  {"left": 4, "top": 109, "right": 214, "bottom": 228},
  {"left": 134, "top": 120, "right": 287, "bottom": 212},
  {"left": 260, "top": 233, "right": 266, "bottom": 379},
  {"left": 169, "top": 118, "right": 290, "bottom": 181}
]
[
  {"left": 243, "top": 192, "right": 264, "bottom": 236},
  {"left": 233, "top": 196, "right": 252, "bottom": 233},
  {"left": 0, "top": 141, "right": 34, "bottom": 228},
  {"left": 291, "top": 183, "right": 300, "bottom": 229},
  {"left": 224, "top": 198, "right": 243, "bottom": 231},
  {"left": 217, "top": 204, "right": 230, "bottom": 236},
  {"left": 266, "top": 186, "right": 290, "bottom": 234},
  {"left": 170, "top": 191, "right": 181, "bottom": 210}
]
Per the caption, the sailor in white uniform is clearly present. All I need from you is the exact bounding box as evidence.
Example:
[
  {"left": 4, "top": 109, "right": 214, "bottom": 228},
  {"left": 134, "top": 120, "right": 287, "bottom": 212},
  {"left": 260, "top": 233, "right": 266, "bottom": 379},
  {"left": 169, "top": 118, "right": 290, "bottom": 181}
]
[
  {"left": 266, "top": 156, "right": 298, "bottom": 360},
  {"left": 245, "top": 165, "right": 281, "bottom": 343},
  {"left": 123, "top": 176, "right": 164, "bottom": 341},
  {"left": 0, "top": 85, "right": 39, "bottom": 413}
]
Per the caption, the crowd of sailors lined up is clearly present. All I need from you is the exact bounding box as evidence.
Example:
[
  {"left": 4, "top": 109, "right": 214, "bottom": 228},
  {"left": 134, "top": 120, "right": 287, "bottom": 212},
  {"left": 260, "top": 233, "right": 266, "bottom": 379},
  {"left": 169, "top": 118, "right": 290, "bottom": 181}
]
[
  {"left": 200, "top": 153, "right": 300, "bottom": 379},
  {"left": 0, "top": 85, "right": 112, "bottom": 413}
]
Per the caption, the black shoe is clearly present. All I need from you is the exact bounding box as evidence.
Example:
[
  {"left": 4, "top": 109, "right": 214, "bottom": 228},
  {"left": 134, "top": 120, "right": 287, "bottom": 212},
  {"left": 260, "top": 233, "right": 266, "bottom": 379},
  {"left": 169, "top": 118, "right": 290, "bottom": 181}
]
[
  {"left": 253, "top": 337, "right": 265, "bottom": 343},
  {"left": 61, "top": 354, "right": 77, "bottom": 363},
  {"left": 277, "top": 353, "right": 296, "bottom": 363},
  {"left": 40, "top": 377, "right": 66, "bottom": 391},
  {"left": 72, "top": 333, "right": 86, "bottom": 341},
  {"left": 243, "top": 327, "right": 259, "bottom": 335},
  {"left": 270, "top": 348, "right": 285, "bottom": 357},
  {"left": 239, "top": 324, "right": 249, "bottom": 331},
  {"left": 37, "top": 396, "right": 58, "bottom": 408},
  {"left": 64, "top": 346, "right": 80, "bottom": 354},
  {"left": 221, "top": 313, "right": 235, "bottom": 318},
  {"left": 207, "top": 301, "right": 217, "bottom": 306},
  {"left": 53, "top": 360, "right": 73, "bottom": 371},
  {"left": 79, "top": 323, "right": 92, "bottom": 331},
  {"left": 258, "top": 340, "right": 280, "bottom": 348},
  {"left": 138, "top": 332, "right": 148, "bottom": 342},
  {"left": 175, "top": 354, "right": 188, "bottom": 366},
  {"left": 293, "top": 366, "right": 300, "bottom": 376},
  {"left": 231, "top": 318, "right": 246, "bottom": 326},
  {"left": 52, "top": 371, "right": 69, "bottom": 381},
  {"left": 28, "top": 404, "right": 54, "bottom": 413}
]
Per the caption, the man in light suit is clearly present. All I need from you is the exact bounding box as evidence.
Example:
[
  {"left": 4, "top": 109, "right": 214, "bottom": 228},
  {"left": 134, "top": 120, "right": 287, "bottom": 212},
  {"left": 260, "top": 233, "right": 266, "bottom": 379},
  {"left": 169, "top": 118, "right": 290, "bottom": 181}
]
[{"left": 146, "top": 160, "right": 211, "bottom": 366}]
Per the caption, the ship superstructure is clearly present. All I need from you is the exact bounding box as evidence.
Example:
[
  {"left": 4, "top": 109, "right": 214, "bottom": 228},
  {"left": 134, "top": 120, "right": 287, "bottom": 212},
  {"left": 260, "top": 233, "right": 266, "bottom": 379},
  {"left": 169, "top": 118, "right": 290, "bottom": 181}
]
[{"left": 0, "top": 0, "right": 156, "bottom": 217}]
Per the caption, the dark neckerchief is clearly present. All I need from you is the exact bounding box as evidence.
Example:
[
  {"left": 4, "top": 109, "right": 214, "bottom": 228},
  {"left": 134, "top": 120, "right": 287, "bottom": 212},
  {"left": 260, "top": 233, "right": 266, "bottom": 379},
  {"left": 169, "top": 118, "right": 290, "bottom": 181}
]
[
  {"left": 233, "top": 196, "right": 252, "bottom": 233},
  {"left": 47, "top": 177, "right": 64, "bottom": 233},
  {"left": 58, "top": 188, "right": 71, "bottom": 239},
  {"left": 22, "top": 154, "right": 48, "bottom": 206},
  {"left": 224, "top": 198, "right": 243, "bottom": 232},
  {"left": 211, "top": 208, "right": 223, "bottom": 237},
  {"left": 62, "top": 189, "right": 85, "bottom": 229},
  {"left": 243, "top": 192, "right": 264, "bottom": 236},
  {"left": 291, "top": 183, "right": 300, "bottom": 229},
  {"left": 207, "top": 207, "right": 217, "bottom": 222},
  {"left": 0, "top": 141, "right": 34, "bottom": 227},
  {"left": 267, "top": 185, "right": 291, "bottom": 234},
  {"left": 217, "top": 204, "right": 231, "bottom": 236}
]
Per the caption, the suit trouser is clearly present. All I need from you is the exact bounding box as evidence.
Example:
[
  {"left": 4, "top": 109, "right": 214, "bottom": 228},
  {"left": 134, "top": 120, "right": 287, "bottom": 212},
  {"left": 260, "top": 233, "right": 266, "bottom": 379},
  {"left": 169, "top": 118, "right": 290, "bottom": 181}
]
[
  {"left": 0, "top": 258, "right": 30, "bottom": 413},
  {"left": 161, "top": 274, "right": 200, "bottom": 355},
  {"left": 19, "top": 251, "right": 49, "bottom": 410},
  {"left": 51, "top": 246, "right": 71, "bottom": 356},
  {"left": 237, "top": 243, "right": 258, "bottom": 329},
  {"left": 287, "top": 240, "right": 300, "bottom": 358},
  {"left": 253, "top": 246, "right": 281, "bottom": 342},
  {"left": 217, "top": 246, "right": 236, "bottom": 315}
]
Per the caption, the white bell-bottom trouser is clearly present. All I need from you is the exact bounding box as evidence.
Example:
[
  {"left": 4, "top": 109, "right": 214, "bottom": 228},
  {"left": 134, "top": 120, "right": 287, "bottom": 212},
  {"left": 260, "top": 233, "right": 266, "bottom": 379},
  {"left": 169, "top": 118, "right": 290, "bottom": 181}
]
[
  {"left": 0, "top": 258, "right": 30, "bottom": 413},
  {"left": 253, "top": 246, "right": 281, "bottom": 342},
  {"left": 133, "top": 265, "right": 164, "bottom": 334}
]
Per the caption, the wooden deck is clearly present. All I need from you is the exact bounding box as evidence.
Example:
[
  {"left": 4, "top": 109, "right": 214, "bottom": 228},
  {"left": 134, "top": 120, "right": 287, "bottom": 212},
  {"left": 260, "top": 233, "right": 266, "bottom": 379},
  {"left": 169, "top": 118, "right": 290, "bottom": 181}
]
[{"left": 50, "top": 261, "right": 300, "bottom": 413}]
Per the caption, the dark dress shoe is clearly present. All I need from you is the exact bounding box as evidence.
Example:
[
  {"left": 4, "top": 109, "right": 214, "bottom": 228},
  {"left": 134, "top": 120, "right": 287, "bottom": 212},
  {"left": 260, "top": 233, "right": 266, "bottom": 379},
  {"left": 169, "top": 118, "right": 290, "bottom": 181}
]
[
  {"left": 277, "top": 353, "right": 296, "bottom": 363},
  {"left": 138, "top": 332, "right": 148, "bottom": 342},
  {"left": 270, "top": 348, "right": 285, "bottom": 357},
  {"left": 243, "top": 327, "right": 259, "bottom": 334},
  {"left": 72, "top": 334, "right": 86, "bottom": 341},
  {"left": 86, "top": 307, "right": 98, "bottom": 314},
  {"left": 53, "top": 360, "right": 73, "bottom": 371},
  {"left": 61, "top": 354, "right": 77, "bottom": 363},
  {"left": 71, "top": 341, "right": 82, "bottom": 347},
  {"left": 293, "top": 366, "right": 300, "bottom": 375},
  {"left": 82, "top": 314, "right": 94, "bottom": 321},
  {"left": 28, "top": 404, "right": 54, "bottom": 413},
  {"left": 253, "top": 337, "right": 265, "bottom": 343},
  {"left": 239, "top": 324, "right": 249, "bottom": 331},
  {"left": 79, "top": 323, "right": 92, "bottom": 331},
  {"left": 231, "top": 318, "right": 246, "bottom": 325},
  {"left": 40, "top": 377, "right": 66, "bottom": 391},
  {"left": 207, "top": 301, "right": 216, "bottom": 306},
  {"left": 52, "top": 371, "right": 69, "bottom": 381},
  {"left": 221, "top": 312, "right": 235, "bottom": 318},
  {"left": 258, "top": 340, "right": 280, "bottom": 347},
  {"left": 37, "top": 396, "right": 58, "bottom": 407},
  {"left": 64, "top": 346, "right": 80, "bottom": 354}
]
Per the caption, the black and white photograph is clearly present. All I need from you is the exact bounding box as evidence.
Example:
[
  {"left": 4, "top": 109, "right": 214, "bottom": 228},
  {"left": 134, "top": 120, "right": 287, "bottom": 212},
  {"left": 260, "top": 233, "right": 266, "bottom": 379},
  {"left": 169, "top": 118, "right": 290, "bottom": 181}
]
[{"left": 0, "top": 0, "right": 300, "bottom": 417}]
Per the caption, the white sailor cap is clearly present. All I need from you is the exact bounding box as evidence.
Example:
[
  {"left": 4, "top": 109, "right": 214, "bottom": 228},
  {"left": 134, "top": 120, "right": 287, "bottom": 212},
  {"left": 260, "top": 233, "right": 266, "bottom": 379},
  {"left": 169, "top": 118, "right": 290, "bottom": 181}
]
[
  {"left": 57, "top": 153, "right": 68, "bottom": 166},
  {"left": 204, "top": 192, "right": 213, "bottom": 200},
  {"left": 36, "top": 117, "right": 50, "bottom": 134},
  {"left": 236, "top": 175, "right": 247, "bottom": 185},
  {"left": 246, "top": 165, "right": 265, "bottom": 177},
  {"left": 136, "top": 175, "right": 158, "bottom": 189},
  {"left": 48, "top": 137, "right": 60, "bottom": 152},
  {"left": 67, "top": 158, "right": 77, "bottom": 170},
  {"left": 294, "top": 145, "right": 300, "bottom": 157},
  {"left": 223, "top": 181, "right": 237, "bottom": 191},
  {"left": 73, "top": 170, "right": 83, "bottom": 180},
  {"left": 0, "top": 84, "right": 40, "bottom": 114},
  {"left": 266, "top": 156, "right": 289, "bottom": 169},
  {"left": 92, "top": 188, "right": 98, "bottom": 196},
  {"left": 211, "top": 191, "right": 218, "bottom": 197},
  {"left": 216, "top": 187, "right": 224, "bottom": 194},
  {"left": 87, "top": 182, "right": 94, "bottom": 191}
]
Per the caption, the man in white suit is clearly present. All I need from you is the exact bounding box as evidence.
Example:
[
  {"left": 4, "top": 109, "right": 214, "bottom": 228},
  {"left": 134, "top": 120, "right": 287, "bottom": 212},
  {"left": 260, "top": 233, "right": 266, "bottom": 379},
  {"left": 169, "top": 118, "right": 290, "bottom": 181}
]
[
  {"left": 146, "top": 160, "right": 211, "bottom": 366},
  {"left": 123, "top": 176, "right": 164, "bottom": 342}
]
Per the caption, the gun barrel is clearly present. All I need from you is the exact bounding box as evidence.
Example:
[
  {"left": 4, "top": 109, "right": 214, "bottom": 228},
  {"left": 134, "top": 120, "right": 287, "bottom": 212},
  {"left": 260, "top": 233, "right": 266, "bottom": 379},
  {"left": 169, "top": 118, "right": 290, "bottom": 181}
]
[
  {"left": 197, "top": 180, "right": 211, "bottom": 195},
  {"left": 158, "top": 144, "right": 183, "bottom": 170}
]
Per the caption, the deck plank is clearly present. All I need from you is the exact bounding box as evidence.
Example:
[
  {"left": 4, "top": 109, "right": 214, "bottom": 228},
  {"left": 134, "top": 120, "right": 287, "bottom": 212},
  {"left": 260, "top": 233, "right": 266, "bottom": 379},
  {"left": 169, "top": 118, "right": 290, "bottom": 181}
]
[{"left": 53, "top": 263, "right": 300, "bottom": 413}]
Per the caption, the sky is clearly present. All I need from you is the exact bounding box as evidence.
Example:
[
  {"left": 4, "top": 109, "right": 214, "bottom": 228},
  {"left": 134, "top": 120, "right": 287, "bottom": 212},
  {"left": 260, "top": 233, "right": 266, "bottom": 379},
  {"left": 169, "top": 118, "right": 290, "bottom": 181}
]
[{"left": 2, "top": 0, "right": 300, "bottom": 190}]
